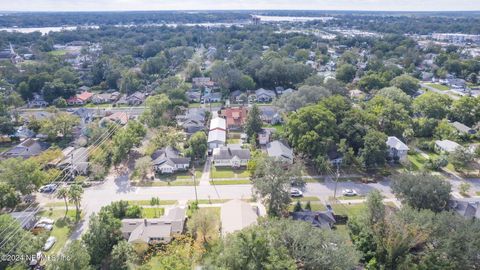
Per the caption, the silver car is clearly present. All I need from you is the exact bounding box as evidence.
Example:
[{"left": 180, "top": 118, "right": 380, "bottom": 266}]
[{"left": 43, "top": 236, "right": 56, "bottom": 251}]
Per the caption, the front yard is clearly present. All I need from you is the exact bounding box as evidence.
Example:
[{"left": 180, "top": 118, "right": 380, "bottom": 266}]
[
  {"left": 425, "top": 83, "right": 450, "bottom": 91},
  {"left": 210, "top": 167, "right": 250, "bottom": 179},
  {"left": 37, "top": 209, "right": 82, "bottom": 255}
]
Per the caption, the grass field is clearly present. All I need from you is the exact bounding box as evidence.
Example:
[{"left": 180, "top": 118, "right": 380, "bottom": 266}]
[
  {"left": 131, "top": 180, "right": 198, "bottom": 187},
  {"left": 210, "top": 179, "right": 251, "bottom": 185},
  {"left": 263, "top": 124, "right": 285, "bottom": 133},
  {"left": 210, "top": 167, "right": 250, "bottom": 179},
  {"left": 227, "top": 138, "right": 241, "bottom": 144},
  {"left": 141, "top": 207, "right": 165, "bottom": 218},
  {"left": 407, "top": 152, "right": 428, "bottom": 171},
  {"left": 48, "top": 49, "right": 68, "bottom": 56},
  {"left": 331, "top": 203, "right": 366, "bottom": 217},
  {"left": 425, "top": 83, "right": 450, "bottom": 91},
  {"left": 157, "top": 171, "right": 202, "bottom": 181},
  {"left": 127, "top": 200, "right": 177, "bottom": 206}
]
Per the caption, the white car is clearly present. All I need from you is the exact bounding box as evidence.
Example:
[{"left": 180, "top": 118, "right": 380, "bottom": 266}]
[
  {"left": 37, "top": 217, "right": 55, "bottom": 225},
  {"left": 34, "top": 223, "right": 53, "bottom": 231},
  {"left": 342, "top": 189, "right": 358, "bottom": 196},
  {"left": 39, "top": 184, "right": 58, "bottom": 193},
  {"left": 43, "top": 236, "right": 56, "bottom": 251},
  {"left": 290, "top": 188, "right": 303, "bottom": 197}
]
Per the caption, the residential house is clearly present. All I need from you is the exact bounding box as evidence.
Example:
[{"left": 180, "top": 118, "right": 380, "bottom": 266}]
[
  {"left": 254, "top": 88, "right": 276, "bottom": 103},
  {"left": 2, "top": 138, "right": 49, "bottom": 159},
  {"left": 213, "top": 146, "right": 250, "bottom": 168},
  {"left": 259, "top": 106, "right": 282, "bottom": 125},
  {"left": 230, "top": 90, "right": 245, "bottom": 103},
  {"left": 67, "top": 91, "right": 94, "bottom": 106},
  {"left": 177, "top": 111, "right": 205, "bottom": 134},
  {"left": 121, "top": 207, "right": 186, "bottom": 245},
  {"left": 192, "top": 77, "right": 215, "bottom": 88},
  {"left": 28, "top": 93, "right": 49, "bottom": 108},
  {"left": 290, "top": 210, "right": 336, "bottom": 229},
  {"left": 258, "top": 129, "right": 271, "bottom": 145},
  {"left": 14, "top": 126, "right": 35, "bottom": 139},
  {"left": 281, "top": 88, "right": 295, "bottom": 95},
  {"left": 125, "top": 91, "right": 146, "bottom": 106},
  {"left": 185, "top": 90, "right": 201, "bottom": 103},
  {"left": 103, "top": 112, "right": 129, "bottom": 125},
  {"left": 222, "top": 107, "right": 248, "bottom": 131},
  {"left": 9, "top": 210, "right": 39, "bottom": 229},
  {"left": 435, "top": 140, "right": 462, "bottom": 154},
  {"left": 327, "top": 148, "right": 344, "bottom": 166},
  {"left": 92, "top": 92, "right": 121, "bottom": 104},
  {"left": 450, "top": 121, "right": 476, "bottom": 135},
  {"left": 203, "top": 92, "right": 222, "bottom": 103},
  {"left": 386, "top": 136, "right": 409, "bottom": 162},
  {"left": 266, "top": 140, "right": 294, "bottom": 164},
  {"left": 221, "top": 200, "right": 259, "bottom": 235},
  {"left": 57, "top": 147, "right": 89, "bottom": 176},
  {"left": 151, "top": 146, "right": 190, "bottom": 174},
  {"left": 450, "top": 200, "right": 480, "bottom": 219}
]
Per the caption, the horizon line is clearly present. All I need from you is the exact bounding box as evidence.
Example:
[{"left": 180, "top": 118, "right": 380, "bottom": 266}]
[{"left": 1, "top": 9, "right": 479, "bottom": 13}]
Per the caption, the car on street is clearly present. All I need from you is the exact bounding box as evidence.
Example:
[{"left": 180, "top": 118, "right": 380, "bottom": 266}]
[
  {"left": 43, "top": 236, "right": 56, "bottom": 251},
  {"left": 290, "top": 188, "right": 303, "bottom": 197},
  {"left": 39, "top": 184, "right": 58, "bottom": 193},
  {"left": 342, "top": 189, "right": 358, "bottom": 196}
]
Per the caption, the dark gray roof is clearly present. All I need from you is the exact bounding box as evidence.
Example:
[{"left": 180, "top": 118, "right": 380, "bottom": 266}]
[
  {"left": 152, "top": 146, "right": 190, "bottom": 167},
  {"left": 290, "top": 210, "right": 336, "bottom": 229},
  {"left": 451, "top": 121, "right": 474, "bottom": 134},
  {"left": 213, "top": 146, "right": 250, "bottom": 160},
  {"left": 450, "top": 200, "right": 480, "bottom": 219},
  {"left": 3, "top": 139, "right": 49, "bottom": 158}
]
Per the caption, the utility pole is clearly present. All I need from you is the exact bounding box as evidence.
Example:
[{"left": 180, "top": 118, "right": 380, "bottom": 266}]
[
  {"left": 191, "top": 162, "right": 198, "bottom": 203},
  {"left": 333, "top": 163, "right": 340, "bottom": 199}
]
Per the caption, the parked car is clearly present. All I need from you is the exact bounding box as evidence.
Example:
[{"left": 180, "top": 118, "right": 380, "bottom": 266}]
[
  {"left": 39, "top": 184, "right": 57, "bottom": 193},
  {"left": 290, "top": 188, "right": 303, "bottom": 197},
  {"left": 43, "top": 236, "right": 56, "bottom": 251},
  {"left": 33, "top": 223, "right": 53, "bottom": 232},
  {"left": 29, "top": 251, "right": 43, "bottom": 268},
  {"left": 342, "top": 189, "right": 357, "bottom": 196}
]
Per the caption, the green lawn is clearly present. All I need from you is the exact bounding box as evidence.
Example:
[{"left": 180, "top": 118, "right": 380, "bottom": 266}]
[
  {"left": 407, "top": 152, "right": 428, "bottom": 171},
  {"left": 48, "top": 50, "right": 68, "bottom": 56},
  {"left": 141, "top": 207, "right": 165, "bottom": 218},
  {"left": 210, "top": 167, "right": 250, "bottom": 179},
  {"left": 476, "top": 191, "right": 480, "bottom": 196},
  {"left": 210, "top": 179, "right": 251, "bottom": 185},
  {"left": 189, "top": 199, "right": 230, "bottom": 204},
  {"left": 263, "top": 124, "right": 285, "bottom": 133},
  {"left": 332, "top": 195, "right": 366, "bottom": 201},
  {"left": 425, "top": 83, "right": 450, "bottom": 91},
  {"left": 37, "top": 209, "right": 81, "bottom": 255},
  {"left": 127, "top": 200, "right": 178, "bottom": 206},
  {"left": 292, "top": 196, "right": 320, "bottom": 202},
  {"left": 331, "top": 203, "right": 366, "bottom": 218},
  {"left": 227, "top": 138, "right": 241, "bottom": 144},
  {"left": 157, "top": 171, "right": 202, "bottom": 181},
  {"left": 131, "top": 180, "right": 198, "bottom": 187},
  {"left": 44, "top": 202, "right": 74, "bottom": 208}
]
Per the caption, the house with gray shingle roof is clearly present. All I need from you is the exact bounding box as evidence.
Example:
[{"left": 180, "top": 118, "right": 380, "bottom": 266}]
[
  {"left": 450, "top": 121, "right": 476, "bottom": 135},
  {"left": 2, "top": 138, "right": 49, "bottom": 159},
  {"left": 121, "top": 207, "right": 186, "bottom": 245},
  {"left": 386, "top": 136, "right": 409, "bottom": 162},
  {"left": 290, "top": 210, "right": 336, "bottom": 229},
  {"left": 213, "top": 146, "right": 250, "bottom": 168},
  {"left": 151, "top": 146, "right": 190, "bottom": 174},
  {"left": 266, "top": 140, "right": 293, "bottom": 164},
  {"left": 435, "top": 140, "right": 461, "bottom": 154}
]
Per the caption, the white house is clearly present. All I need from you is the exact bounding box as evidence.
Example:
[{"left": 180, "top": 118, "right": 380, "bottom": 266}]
[
  {"left": 213, "top": 146, "right": 250, "bottom": 168},
  {"left": 208, "top": 129, "right": 226, "bottom": 149},
  {"left": 151, "top": 147, "right": 190, "bottom": 174},
  {"left": 386, "top": 136, "right": 409, "bottom": 162}
]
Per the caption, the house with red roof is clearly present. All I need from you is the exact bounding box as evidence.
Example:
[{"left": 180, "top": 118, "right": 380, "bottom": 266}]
[
  {"left": 67, "top": 91, "right": 94, "bottom": 106},
  {"left": 221, "top": 107, "right": 248, "bottom": 131}
]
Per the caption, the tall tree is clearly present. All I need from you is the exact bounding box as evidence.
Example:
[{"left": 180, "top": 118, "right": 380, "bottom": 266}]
[
  {"left": 358, "top": 130, "right": 388, "bottom": 171},
  {"left": 110, "top": 240, "right": 138, "bottom": 270},
  {"left": 82, "top": 210, "right": 122, "bottom": 266},
  {"left": 188, "top": 208, "right": 219, "bottom": 244},
  {"left": 391, "top": 173, "right": 451, "bottom": 212},
  {"left": 68, "top": 184, "right": 84, "bottom": 220},
  {"left": 47, "top": 240, "right": 92, "bottom": 270},
  {"left": 245, "top": 104, "right": 263, "bottom": 139},
  {"left": 56, "top": 186, "right": 69, "bottom": 217},
  {"left": 251, "top": 157, "right": 303, "bottom": 216}
]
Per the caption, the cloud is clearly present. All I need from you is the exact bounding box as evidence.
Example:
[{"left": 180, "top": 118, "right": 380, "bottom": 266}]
[{"left": 2, "top": 0, "right": 479, "bottom": 11}]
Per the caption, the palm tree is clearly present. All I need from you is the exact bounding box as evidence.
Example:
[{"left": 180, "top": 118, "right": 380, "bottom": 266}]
[
  {"left": 56, "top": 187, "right": 69, "bottom": 217},
  {"left": 68, "top": 184, "right": 84, "bottom": 221}
]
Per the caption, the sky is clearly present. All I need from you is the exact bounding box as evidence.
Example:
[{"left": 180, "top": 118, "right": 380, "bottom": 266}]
[{"left": 1, "top": 0, "right": 479, "bottom": 12}]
